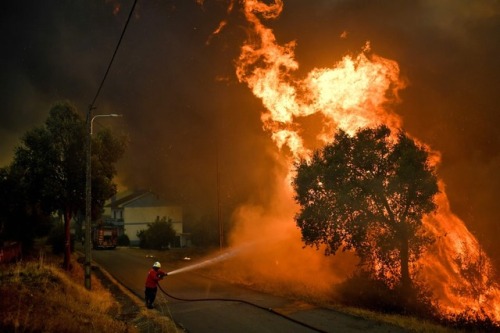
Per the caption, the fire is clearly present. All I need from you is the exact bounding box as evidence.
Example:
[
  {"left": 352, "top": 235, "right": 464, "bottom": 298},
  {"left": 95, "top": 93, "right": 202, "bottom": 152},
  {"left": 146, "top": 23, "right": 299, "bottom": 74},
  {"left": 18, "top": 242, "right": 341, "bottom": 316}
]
[
  {"left": 422, "top": 186, "right": 500, "bottom": 320},
  {"left": 236, "top": 1, "right": 404, "bottom": 160},
  {"left": 230, "top": 0, "right": 500, "bottom": 323}
]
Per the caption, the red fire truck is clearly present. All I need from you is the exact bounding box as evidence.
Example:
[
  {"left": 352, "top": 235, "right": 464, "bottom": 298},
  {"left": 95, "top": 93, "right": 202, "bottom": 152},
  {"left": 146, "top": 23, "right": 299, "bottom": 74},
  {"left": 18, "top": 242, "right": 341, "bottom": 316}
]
[{"left": 92, "top": 226, "right": 118, "bottom": 249}]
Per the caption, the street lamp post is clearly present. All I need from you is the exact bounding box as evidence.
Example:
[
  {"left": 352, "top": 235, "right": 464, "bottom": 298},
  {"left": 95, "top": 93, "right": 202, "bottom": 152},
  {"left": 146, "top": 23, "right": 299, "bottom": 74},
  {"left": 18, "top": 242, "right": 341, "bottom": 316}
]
[{"left": 85, "top": 110, "right": 122, "bottom": 290}]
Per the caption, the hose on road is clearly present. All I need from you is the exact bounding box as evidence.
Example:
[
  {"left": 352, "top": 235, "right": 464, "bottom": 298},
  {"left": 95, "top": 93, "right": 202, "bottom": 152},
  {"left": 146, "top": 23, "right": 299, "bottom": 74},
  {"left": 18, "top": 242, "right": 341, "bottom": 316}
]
[{"left": 157, "top": 283, "right": 328, "bottom": 333}]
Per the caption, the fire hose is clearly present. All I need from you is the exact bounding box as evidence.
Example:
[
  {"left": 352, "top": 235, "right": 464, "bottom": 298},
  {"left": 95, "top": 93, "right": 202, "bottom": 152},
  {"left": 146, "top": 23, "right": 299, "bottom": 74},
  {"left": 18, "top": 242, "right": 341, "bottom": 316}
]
[{"left": 157, "top": 281, "right": 328, "bottom": 333}]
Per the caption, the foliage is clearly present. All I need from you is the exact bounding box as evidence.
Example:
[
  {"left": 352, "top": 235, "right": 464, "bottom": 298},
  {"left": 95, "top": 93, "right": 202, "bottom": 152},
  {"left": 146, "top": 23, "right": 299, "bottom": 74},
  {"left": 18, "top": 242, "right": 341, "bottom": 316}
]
[
  {"left": 454, "top": 244, "right": 499, "bottom": 300},
  {"left": 117, "top": 233, "right": 130, "bottom": 246},
  {"left": 336, "top": 271, "right": 405, "bottom": 313},
  {"left": 293, "top": 125, "right": 439, "bottom": 297},
  {"left": 0, "top": 256, "right": 130, "bottom": 332},
  {"left": 137, "top": 217, "right": 177, "bottom": 250},
  {"left": 441, "top": 308, "right": 500, "bottom": 332},
  {"left": 336, "top": 271, "right": 438, "bottom": 318},
  {"left": 452, "top": 242, "right": 499, "bottom": 324},
  {"left": 0, "top": 167, "right": 52, "bottom": 250},
  {"left": 90, "top": 129, "right": 127, "bottom": 219},
  {"left": 13, "top": 103, "right": 86, "bottom": 216},
  {"left": 0, "top": 101, "right": 126, "bottom": 268}
]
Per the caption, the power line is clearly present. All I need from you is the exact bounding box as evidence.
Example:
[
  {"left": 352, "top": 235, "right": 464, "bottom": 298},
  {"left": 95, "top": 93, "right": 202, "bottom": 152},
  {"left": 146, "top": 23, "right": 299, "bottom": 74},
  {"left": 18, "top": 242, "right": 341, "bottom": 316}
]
[
  {"left": 84, "top": 0, "right": 138, "bottom": 290},
  {"left": 90, "top": 0, "right": 138, "bottom": 108}
]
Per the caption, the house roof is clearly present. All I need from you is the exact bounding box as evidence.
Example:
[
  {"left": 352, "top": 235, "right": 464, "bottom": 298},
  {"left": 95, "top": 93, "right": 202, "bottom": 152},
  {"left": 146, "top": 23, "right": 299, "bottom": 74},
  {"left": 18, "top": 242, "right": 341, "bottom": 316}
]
[{"left": 105, "top": 189, "right": 151, "bottom": 208}]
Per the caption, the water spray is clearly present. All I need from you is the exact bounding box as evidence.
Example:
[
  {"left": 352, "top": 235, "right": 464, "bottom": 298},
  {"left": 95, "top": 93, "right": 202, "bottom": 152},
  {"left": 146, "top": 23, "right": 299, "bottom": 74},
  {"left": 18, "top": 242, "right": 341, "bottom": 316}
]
[
  {"left": 165, "top": 243, "right": 253, "bottom": 276},
  {"left": 156, "top": 242, "right": 329, "bottom": 332}
]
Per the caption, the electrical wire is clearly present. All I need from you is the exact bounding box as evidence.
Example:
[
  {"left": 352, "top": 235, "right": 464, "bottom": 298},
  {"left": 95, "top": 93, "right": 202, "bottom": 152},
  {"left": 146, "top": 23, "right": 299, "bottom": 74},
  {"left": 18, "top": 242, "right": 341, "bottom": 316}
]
[
  {"left": 157, "top": 283, "right": 329, "bottom": 333},
  {"left": 89, "top": 0, "right": 138, "bottom": 109}
]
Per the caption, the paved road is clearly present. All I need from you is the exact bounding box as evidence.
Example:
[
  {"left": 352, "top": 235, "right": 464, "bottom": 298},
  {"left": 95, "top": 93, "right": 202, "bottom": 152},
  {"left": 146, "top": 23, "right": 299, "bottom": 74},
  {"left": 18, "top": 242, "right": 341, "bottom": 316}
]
[{"left": 91, "top": 247, "right": 405, "bottom": 333}]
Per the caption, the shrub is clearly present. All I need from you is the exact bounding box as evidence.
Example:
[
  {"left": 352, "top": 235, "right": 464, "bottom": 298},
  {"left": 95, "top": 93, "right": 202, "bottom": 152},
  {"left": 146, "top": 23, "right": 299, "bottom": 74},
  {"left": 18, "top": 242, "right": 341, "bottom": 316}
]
[
  {"left": 442, "top": 308, "right": 500, "bottom": 332},
  {"left": 335, "top": 270, "right": 437, "bottom": 318},
  {"left": 136, "top": 217, "right": 176, "bottom": 250},
  {"left": 117, "top": 234, "right": 130, "bottom": 246}
]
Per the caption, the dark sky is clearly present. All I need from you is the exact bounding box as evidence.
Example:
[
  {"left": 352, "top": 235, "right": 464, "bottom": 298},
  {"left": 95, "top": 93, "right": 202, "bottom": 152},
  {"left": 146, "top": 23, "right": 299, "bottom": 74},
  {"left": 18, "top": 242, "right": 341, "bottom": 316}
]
[{"left": 1, "top": 0, "right": 499, "bottom": 264}]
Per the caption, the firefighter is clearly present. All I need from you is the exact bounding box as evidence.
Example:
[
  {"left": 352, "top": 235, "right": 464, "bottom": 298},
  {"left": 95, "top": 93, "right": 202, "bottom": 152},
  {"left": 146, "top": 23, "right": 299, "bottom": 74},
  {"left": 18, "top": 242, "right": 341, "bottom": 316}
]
[{"left": 144, "top": 261, "right": 167, "bottom": 309}]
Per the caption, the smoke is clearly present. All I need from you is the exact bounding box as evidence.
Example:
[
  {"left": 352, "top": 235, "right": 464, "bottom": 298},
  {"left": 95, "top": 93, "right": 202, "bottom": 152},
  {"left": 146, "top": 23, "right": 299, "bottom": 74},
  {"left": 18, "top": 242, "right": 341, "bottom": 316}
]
[{"left": 217, "top": 157, "right": 357, "bottom": 298}]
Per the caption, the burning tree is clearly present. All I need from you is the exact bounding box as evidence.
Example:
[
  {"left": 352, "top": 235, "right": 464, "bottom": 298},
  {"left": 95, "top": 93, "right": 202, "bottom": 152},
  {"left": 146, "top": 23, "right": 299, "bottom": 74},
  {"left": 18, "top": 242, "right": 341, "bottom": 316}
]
[
  {"left": 453, "top": 243, "right": 499, "bottom": 308},
  {"left": 293, "top": 125, "right": 439, "bottom": 302}
]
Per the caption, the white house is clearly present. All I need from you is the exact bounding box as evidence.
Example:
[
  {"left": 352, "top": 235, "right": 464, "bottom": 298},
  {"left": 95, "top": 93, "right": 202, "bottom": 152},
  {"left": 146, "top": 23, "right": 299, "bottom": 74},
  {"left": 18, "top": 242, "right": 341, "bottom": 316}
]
[{"left": 103, "top": 190, "right": 189, "bottom": 247}]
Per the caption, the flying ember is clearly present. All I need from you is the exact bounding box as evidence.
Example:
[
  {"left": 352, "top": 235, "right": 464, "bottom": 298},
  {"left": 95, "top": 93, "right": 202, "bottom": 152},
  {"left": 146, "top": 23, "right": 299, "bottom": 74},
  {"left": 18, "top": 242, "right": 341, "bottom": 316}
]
[{"left": 230, "top": 0, "right": 500, "bottom": 323}]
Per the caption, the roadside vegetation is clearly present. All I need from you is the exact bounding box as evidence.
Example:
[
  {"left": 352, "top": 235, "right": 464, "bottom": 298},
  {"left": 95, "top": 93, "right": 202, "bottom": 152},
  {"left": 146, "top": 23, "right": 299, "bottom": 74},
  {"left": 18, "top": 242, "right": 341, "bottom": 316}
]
[
  {"left": 1, "top": 254, "right": 128, "bottom": 332},
  {"left": 137, "top": 217, "right": 177, "bottom": 250},
  {"left": 0, "top": 101, "right": 126, "bottom": 270},
  {"left": 0, "top": 244, "right": 181, "bottom": 333}
]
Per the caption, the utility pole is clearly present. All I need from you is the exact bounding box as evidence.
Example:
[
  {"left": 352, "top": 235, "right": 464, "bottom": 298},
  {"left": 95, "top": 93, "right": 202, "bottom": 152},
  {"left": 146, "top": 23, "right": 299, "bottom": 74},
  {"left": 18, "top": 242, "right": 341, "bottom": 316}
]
[
  {"left": 84, "top": 111, "right": 122, "bottom": 290},
  {"left": 84, "top": 106, "right": 93, "bottom": 290},
  {"left": 83, "top": 0, "right": 136, "bottom": 290}
]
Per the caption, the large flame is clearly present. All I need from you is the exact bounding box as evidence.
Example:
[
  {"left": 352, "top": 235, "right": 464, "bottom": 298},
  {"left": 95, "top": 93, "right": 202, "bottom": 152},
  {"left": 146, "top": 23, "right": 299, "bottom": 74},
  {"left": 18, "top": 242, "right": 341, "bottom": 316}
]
[{"left": 228, "top": 0, "right": 499, "bottom": 322}]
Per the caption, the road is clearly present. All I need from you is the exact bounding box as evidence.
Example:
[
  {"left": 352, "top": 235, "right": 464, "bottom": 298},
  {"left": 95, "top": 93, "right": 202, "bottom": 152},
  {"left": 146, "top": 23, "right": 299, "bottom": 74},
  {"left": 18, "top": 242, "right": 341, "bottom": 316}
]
[{"left": 91, "top": 247, "right": 405, "bottom": 333}]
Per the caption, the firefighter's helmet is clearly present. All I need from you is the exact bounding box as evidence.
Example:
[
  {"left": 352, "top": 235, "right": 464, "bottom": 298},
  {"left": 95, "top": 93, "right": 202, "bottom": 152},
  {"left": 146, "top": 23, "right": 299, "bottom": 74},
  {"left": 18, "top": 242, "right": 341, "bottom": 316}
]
[{"left": 153, "top": 261, "right": 161, "bottom": 268}]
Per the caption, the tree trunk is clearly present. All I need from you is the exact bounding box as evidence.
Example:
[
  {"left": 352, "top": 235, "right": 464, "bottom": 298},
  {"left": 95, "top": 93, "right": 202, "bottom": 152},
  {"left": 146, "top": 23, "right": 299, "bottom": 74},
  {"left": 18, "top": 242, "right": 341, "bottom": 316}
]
[
  {"left": 400, "top": 222, "right": 411, "bottom": 302},
  {"left": 400, "top": 222, "right": 411, "bottom": 304},
  {"left": 400, "top": 239, "right": 410, "bottom": 290},
  {"left": 63, "top": 209, "right": 72, "bottom": 271}
]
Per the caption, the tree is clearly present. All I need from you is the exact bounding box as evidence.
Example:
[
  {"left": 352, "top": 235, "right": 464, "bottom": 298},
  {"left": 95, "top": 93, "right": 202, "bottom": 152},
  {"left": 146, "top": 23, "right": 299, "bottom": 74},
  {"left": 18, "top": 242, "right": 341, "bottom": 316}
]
[
  {"left": 0, "top": 166, "right": 51, "bottom": 248},
  {"left": 7, "top": 101, "right": 126, "bottom": 269},
  {"left": 293, "top": 125, "right": 439, "bottom": 300},
  {"left": 453, "top": 242, "right": 499, "bottom": 308},
  {"left": 137, "top": 217, "right": 177, "bottom": 250}
]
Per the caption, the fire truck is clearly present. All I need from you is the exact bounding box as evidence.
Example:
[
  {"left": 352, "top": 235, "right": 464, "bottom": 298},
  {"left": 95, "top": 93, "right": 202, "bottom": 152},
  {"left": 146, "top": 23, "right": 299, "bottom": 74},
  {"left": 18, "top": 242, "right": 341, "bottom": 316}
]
[{"left": 92, "top": 226, "right": 118, "bottom": 249}]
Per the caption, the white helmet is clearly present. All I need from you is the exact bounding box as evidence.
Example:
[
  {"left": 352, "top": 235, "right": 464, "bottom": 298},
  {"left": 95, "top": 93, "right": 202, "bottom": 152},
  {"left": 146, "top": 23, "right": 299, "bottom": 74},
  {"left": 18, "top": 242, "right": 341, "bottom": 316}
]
[{"left": 153, "top": 261, "right": 161, "bottom": 268}]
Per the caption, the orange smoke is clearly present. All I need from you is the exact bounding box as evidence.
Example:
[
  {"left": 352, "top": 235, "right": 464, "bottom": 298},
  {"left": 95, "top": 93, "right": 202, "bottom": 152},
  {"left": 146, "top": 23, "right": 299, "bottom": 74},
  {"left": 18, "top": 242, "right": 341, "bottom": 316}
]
[
  {"left": 226, "top": 0, "right": 499, "bottom": 323},
  {"left": 224, "top": 166, "right": 357, "bottom": 298}
]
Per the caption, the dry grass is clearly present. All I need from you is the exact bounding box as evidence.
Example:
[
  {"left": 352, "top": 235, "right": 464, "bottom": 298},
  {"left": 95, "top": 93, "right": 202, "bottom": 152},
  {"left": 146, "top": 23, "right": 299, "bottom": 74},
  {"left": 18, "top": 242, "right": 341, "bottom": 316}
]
[
  {"left": 324, "top": 304, "right": 461, "bottom": 333},
  {"left": 7, "top": 246, "right": 458, "bottom": 333},
  {"left": 92, "top": 257, "right": 182, "bottom": 333},
  {"left": 0, "top": 246, "right": 185, "bottom": 333},
  {"left": 0, "top": 252, "right": 132, "bottom": 333}
]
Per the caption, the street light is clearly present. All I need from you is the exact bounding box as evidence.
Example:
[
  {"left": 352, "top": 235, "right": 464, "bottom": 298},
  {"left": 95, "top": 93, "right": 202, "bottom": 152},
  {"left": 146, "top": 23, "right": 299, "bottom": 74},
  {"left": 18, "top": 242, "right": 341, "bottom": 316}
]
[
  {"left": 85, "top": 111, "right": 122, "bottom": 290},
  {"left": 90, "top": 114, "right": 122, "bottom": 134}
]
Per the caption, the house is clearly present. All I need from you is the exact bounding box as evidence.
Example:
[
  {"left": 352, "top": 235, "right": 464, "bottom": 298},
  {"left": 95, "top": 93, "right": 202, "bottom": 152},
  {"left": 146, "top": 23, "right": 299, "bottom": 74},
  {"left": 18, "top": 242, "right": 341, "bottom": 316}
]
[{"left": 103, "top": 190, "right": 189, "bottom": 247}]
